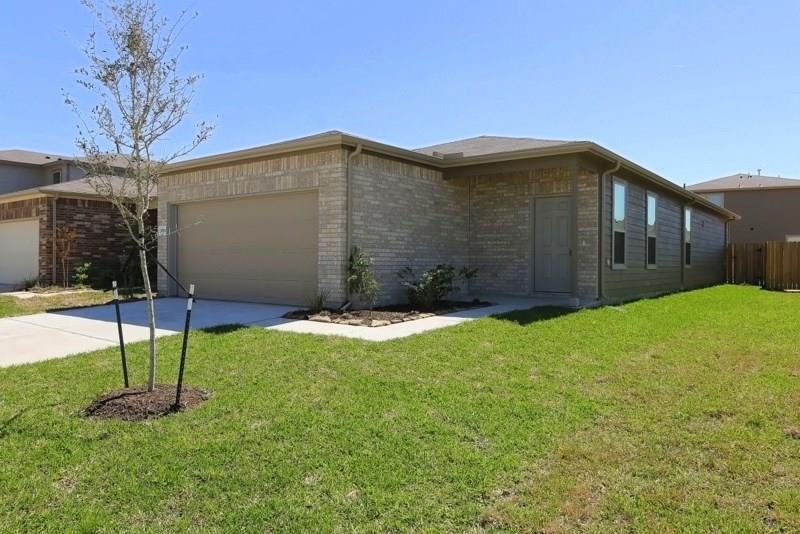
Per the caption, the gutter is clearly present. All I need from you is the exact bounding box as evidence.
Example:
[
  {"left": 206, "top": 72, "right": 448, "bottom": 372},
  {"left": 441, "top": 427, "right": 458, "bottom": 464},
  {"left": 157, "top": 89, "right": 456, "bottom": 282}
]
[{"left": 597, "top": 160, "right": 621, "bottom": 302}]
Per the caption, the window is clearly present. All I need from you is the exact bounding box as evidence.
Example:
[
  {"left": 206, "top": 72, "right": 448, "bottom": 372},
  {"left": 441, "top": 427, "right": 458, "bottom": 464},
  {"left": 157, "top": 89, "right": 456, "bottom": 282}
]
[
  {"left": 646, "top": 192, "right": 657, "bottom": 268},
  {"left": 684, "top": 207, "right": 692, "bottom": 266},
  {"left": 52, "top": 171, "right": 62, "bottom": 184},
  {"left": 703, "top": 192, "right": 724, "bottom": 207},
  {"left": 612, "top": 179, "right": 627, "bottom": 267}
]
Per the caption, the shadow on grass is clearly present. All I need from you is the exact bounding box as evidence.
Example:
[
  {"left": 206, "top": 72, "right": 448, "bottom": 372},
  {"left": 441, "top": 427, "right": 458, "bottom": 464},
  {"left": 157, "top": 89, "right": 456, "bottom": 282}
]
[
  {"left": 493, "top": 306, "right": 580, "bottom": 326},
  {"left": 199, "top": 323, "right": 250, "bottom": 335}
]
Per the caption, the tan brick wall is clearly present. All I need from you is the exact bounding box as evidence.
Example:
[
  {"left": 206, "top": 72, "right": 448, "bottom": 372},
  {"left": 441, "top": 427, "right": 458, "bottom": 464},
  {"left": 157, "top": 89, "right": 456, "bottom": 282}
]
[
  {"left": 350, "top": 153, "right": 469, "bottom": 306},
  {"left": 466, "top": 164, "right": 599, "bottom": 302},
  {"left": 157, "top": 149, "right": 348, "bottom": 303}
]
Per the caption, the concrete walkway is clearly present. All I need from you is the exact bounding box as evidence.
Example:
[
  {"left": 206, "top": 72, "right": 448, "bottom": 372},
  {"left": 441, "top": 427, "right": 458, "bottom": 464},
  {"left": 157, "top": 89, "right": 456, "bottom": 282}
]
[
  {"left": 266, "top": 296, "right": 567, "bottom": 341},
  {"left": 0, "top": 299, "right": 297, "bottom": 367}
]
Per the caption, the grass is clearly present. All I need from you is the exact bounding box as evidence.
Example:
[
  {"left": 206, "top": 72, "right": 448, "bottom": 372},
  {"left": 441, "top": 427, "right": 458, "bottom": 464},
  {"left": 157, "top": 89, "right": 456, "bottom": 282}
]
[
  {"left": 0, "top": 285, "right": 798, "bottom": 532},
  {"left": 0, "top": 291, "right": 133, "bottom": 318}
]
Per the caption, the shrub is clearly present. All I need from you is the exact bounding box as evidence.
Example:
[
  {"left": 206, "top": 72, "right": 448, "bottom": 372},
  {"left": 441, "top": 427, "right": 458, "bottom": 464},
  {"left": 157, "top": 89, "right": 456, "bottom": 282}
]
[
  {"left": 347, "top": 246, "right": 379, "bottom": 310},
  {"left": 73, "top": 262, "right": 92, "bottom": 288},
  {"left": 397, "top": 264, "right": 477, "bottom": 310},
  {"left": 307, "top": 289, "right": 330, "bottom": 314},
  {"left": 22, "top": 277, "right": 38, "bottom": 290}
]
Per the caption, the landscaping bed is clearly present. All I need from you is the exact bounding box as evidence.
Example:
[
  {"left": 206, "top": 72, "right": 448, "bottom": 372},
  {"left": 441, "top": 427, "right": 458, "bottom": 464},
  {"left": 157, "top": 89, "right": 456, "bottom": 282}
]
[
  {"left": 84, "top": 385, "right": 209, "bottom": 421},
  {"left": 283, "top": 299, "right": 492, "bottom": 327}
]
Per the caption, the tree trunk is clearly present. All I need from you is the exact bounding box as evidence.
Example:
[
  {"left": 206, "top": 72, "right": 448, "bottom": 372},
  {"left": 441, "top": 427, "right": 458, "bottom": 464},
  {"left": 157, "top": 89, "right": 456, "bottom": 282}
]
[{"left": 138, "top": 217, "right": 157, "bottom": 392}]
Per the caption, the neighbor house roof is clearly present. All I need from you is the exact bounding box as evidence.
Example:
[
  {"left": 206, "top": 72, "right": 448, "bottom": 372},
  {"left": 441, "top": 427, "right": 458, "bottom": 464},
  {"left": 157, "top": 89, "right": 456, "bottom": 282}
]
[
  {"left": 0, "top": 149, "right": 72, "bottom": 166},
  {"left": 0, "top": 176, "right": 156, "bottom": 204},
  {"left": 164, "top": 130, "right": 738, "bottom": 221},
  {"left": 0, "top": 149, "right": 131, "bottom": 168},
  {"left": 689, "top": 173, "right": 800, "bottom": 192}
]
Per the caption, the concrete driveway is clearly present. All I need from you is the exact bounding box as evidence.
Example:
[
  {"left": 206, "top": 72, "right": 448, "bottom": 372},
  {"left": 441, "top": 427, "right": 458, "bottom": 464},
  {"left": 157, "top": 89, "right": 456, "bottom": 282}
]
[{"left": 0, "top": 298, "right": 297, "bottom": 367}]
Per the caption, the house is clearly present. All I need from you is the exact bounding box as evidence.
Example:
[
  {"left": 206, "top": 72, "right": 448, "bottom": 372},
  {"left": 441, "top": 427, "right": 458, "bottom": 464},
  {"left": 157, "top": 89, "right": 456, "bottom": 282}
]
[
  {"left": 157, "top": 131, "right": 737, "bottom": 307},
  {"left": 689, "top": 173, "right": 800, "bottom": 243},
  {"left": 0, "top": 149, "right": 151, "bottom": 288}
]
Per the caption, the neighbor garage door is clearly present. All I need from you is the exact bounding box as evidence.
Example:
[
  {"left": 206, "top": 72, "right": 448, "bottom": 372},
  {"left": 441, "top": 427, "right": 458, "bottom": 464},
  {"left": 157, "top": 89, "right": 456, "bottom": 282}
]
[
  {"left": 176, "top": 190, "right": 318, "bottom": 305},
  {"left": 0, "top": 218, "right": 40, "bottom": 286}
]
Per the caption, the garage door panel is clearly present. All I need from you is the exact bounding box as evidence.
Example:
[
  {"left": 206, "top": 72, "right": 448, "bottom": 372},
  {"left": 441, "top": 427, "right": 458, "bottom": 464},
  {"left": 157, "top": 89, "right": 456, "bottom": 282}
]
[
  {"left": 0, "top": 219, "right": 39, "bottom": 285},
  {"left": 176, "top": 191, "right": 319, "bottom": 305}
]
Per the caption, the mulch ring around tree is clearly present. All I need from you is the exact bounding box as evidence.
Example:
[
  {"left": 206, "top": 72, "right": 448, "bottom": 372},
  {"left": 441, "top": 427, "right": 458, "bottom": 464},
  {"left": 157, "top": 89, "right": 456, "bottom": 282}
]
[
  {"left": 84, "top": 384, "right": 209, "bottom": 421},
  {"left": 283, "top": 299, "right": 492, "bottom": 327}
]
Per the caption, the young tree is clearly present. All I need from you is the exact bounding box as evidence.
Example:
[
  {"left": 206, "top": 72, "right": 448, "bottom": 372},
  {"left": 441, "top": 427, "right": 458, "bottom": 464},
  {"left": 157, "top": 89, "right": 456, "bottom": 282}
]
[{"left": 66, "top": 0, "right": 211, "bottom": 391}]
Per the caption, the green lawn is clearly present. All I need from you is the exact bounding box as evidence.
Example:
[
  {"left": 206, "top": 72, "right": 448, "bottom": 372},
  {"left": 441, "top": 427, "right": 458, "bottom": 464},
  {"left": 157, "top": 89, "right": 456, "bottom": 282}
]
[
  {"left": 0, "top": 291, "right": 117, "bottom": 318},
  {"left": 1, "top": 285, "right": 798, "bottom": 532}
]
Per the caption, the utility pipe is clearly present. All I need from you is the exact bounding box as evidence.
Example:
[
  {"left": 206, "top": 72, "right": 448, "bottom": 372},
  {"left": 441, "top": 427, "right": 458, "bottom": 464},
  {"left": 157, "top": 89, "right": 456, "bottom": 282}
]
[
  {"left": 344, "top": 143, "right": 363, "bottom": 301},
  {"left": 597, "top": 160, "right": 621, "bottom": 302}
]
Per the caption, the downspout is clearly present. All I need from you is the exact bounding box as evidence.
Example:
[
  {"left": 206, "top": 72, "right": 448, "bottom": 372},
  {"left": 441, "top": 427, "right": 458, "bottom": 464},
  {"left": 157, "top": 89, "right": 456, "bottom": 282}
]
[
  {"left": 344, "top": 143, "right": 363, "bottom": 304},
  {"left": 51, "top": 196, "right": 58, "bottom": 286},
  {"left": 597, "top": 160, "right": 621, "bottom": 302}
]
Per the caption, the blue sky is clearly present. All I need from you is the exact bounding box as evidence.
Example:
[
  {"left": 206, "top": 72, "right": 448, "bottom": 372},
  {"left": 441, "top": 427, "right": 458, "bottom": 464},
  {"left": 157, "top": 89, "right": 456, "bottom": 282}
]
[{"left": 1, "top": 1, "right": 798, "bottom": 184}]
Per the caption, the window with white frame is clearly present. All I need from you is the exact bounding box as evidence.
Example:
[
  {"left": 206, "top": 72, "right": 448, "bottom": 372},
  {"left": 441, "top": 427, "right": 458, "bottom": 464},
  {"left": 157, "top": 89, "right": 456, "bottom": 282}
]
[
  {"left": 646, "top": 192, "right": 657, "bottom": 267},
  {"left": 612, "top": 179, "right": 627, "bottom": 267},
  {"left": 52, "top": 171, "right": 62, "bottom": 184},
  {"left": 684, "top": 207, "right": 692, "bottom": 266},
  {"left": 703, "top": 192, "right": 724, "bottom": 207}
]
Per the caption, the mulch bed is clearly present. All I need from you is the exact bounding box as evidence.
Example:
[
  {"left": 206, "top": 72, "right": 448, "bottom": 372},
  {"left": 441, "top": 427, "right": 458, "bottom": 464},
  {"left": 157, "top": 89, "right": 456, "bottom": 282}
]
[
  {"left": 283, "top": 299, "right": 492, "bottom": 327},
  {"left": 84, "top": 384, "right": 209, "bottom": 421}
]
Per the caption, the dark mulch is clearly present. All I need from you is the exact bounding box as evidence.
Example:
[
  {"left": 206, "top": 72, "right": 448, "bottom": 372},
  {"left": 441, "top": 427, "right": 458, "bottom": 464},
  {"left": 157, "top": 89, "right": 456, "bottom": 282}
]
[
  {"left": 84, "top": 384, "right": 209, "bottom": 421},
  {"left": 284, "top": 299, "right": 492, "bottom": 327}
]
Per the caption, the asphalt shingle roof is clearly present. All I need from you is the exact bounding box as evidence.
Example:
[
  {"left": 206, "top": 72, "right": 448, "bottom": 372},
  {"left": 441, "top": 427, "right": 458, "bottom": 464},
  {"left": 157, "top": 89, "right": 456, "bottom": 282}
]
[
  {"left": 413, "top": 135, "right": 581, "bottom": 158},
  {"left": 689, "top": 173, "right": 800, "bottom": 192}
]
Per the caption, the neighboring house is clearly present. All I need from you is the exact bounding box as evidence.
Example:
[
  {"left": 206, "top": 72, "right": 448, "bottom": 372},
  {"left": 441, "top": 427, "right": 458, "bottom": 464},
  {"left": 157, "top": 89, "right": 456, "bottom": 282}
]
[
  {"left": 157, "top": 131, "right": 737, "bottom": 307},
  {"left": 0, "top": 149, "right": 152, "bottom": 288},
  {"left": 689, "top": 173, "right": 800, "bottom": 243}
]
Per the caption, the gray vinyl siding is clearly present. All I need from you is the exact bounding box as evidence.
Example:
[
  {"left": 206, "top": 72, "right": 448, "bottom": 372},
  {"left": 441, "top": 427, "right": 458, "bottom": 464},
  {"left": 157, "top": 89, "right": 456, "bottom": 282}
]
[
  {"left": 684, "top": 207, "right": 726, "bottom": 288},
  {"left": 602, "top": 172, "right": 726, "bottom": 300}
]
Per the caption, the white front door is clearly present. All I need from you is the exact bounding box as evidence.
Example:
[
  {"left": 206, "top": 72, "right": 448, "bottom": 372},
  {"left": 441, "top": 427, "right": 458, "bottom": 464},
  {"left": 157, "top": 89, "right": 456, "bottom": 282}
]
[{"left": 534, "top": 197, "right": 572, "bottom": 293}]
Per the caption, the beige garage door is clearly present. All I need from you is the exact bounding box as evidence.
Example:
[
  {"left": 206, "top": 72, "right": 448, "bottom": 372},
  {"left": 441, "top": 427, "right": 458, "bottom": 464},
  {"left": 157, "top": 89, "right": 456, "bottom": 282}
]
[
  {"left": 0, "top": 218, "right": 39, "bottom": 286},
  {"left": 176, "top": 191, "right": 318, "bottom": 305}
]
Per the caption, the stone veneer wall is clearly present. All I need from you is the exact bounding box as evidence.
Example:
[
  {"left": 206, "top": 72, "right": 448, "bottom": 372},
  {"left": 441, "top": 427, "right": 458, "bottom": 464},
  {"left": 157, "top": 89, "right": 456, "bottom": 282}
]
[
  {"left": 157, "top": 148, "right": 348, "bottom": 303},
  {"left": 467, "top": 165, "right": 599, "bottom": 302},
  {"left": 350, "top": 153, "right": 469, "bottom": 306}
]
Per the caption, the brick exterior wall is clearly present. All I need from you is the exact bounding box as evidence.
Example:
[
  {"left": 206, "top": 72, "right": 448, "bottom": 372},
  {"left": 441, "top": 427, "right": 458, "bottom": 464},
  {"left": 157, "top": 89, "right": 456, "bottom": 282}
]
[
  {"left": 40, "top": 197, "right": 149, "bottom": 287},
  {"left": 158, "top": 148, "right": 348, "bottom": 303},
  {"left": 0, "top": 198, "right": 45, "bottom": 222},
  {"left": 576, "top": 168, "right": 599, "bottom": 299},
  {"left": 465, "top": 164, "right": 599, "bottom": 302},
  {"left": 350, "top": 153, "right": 469, "bottom": 306}
]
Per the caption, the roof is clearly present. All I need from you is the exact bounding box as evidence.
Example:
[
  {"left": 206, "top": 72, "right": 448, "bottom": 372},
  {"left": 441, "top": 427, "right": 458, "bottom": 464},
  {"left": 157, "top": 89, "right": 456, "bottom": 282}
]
[
  {"left": 689, "top": 173, "right": 800, "bottom": 192},
  {"left": 0, "top": 149, "right": 131, "bottom": 168},
  {"left": 0, "top": 176, "right": 156, "bottom": 203},
  {"left": 164, "top": 130, "right": 737, "bottom": 221},
  {"left": 414, "top": 135, "right": 580, "bottom": 158},
  {"left": 0, "top": 149, "right": 71, "bottom": 166}
]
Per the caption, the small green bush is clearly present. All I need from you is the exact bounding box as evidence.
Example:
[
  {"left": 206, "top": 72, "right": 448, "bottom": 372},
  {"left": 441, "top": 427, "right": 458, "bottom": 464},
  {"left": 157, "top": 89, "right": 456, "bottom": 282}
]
[
  {"left": 347, "top": 246, "right": 379, "bottom": 310},
  {"left": 73, "top": 262, "right": 92, "bottom": 288},
  {"left": 397, "top": 264, "right": 477, "bottom": 310}
]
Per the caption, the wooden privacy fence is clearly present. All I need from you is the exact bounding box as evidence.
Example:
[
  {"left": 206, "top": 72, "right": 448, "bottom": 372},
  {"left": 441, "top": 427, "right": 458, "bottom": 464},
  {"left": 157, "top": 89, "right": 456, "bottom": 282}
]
[{"left": 728, "top": 242, "right": 800, "bottom": 290}]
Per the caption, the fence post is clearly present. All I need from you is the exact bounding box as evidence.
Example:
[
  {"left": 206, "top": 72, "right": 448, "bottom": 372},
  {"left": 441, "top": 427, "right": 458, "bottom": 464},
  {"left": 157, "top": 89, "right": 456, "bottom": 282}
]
[
  {"left": 174, "top": 283, "right": 195, "bottom": 410},
  {"left": 112, "top": 281, "right": 129, "bottom": 388}
]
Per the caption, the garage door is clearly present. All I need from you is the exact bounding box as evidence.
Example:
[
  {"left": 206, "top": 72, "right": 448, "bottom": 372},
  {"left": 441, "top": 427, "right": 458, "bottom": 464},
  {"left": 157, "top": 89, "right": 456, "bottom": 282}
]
[
  {"left": 0, "top": 218, "right": 39, "bottom": 286},
  {"left": 176, "top": 191, "right": 318, "bottom": 305}
]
